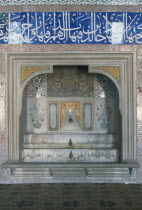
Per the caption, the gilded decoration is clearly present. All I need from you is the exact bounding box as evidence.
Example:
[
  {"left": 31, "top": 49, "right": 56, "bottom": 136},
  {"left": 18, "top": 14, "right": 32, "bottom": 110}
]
[
  {"left": 95, "top": 67, "right": 120, "bottom": 81},
  {"left": 61, "top": 102, "right": 80, "bottom": 122},
  {"left": 21, "top": 67, "right": 48, "bottom": 83}
]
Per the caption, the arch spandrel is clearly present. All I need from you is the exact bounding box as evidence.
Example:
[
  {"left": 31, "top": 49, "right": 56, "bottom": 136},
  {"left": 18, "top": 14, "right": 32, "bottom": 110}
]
[
  {"left": 94, "top": 67, "right": 120, "bottom": 81},
  {"left": 21, "top": 67, "right": 49, "bottom": 83},
  {"left": 21, "top": 65, "right": 53, "bottom": 85},
  {"left": 88, "top": 65, "right": 121, "bottom": 108}
]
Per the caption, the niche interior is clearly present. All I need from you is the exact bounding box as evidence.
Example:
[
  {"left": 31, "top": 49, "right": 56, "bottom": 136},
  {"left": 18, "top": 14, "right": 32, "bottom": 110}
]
[
  {"left": 3, "top": 52, "right": 139, "bottom": 179},
  {"left": 21, "top": 67, "right": 120, "bottom": 163}
]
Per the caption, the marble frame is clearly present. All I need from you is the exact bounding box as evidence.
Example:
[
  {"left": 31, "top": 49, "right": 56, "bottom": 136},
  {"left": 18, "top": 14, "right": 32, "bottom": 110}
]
[
  {"left": 2, "top": 52, "right": 139, "bottom": 179},
  {"left": 48, "top": 102, "right": 59, "bottom": 131}
]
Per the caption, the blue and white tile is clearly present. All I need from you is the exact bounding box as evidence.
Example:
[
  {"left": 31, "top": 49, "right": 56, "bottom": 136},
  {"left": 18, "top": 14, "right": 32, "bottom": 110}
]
[
  {"left": 24, "top": 74, "right": 47, "bottom": 97},
  {"left": 8, "top": 12, "right": 20, "bottom": 44},
  {"left": 94, "top": 74, "right": 116, "bottom": 97},
  {"left": 0, "top": 13, "right": 8, "bottom": 44},
  {"left": 67, "top": 12, "right": 79, "bottom": 44},
  {"left": 54, "top": 12, "right": 66, "bottom": 44}
]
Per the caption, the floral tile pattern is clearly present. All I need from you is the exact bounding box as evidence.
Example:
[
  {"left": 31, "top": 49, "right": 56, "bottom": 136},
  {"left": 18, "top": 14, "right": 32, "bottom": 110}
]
[
  {"left": 94, "top": 74, "right": 116, "bottom": 97},
  {"left": 24, "top": 74, "right": 47, "bottom": 97}
]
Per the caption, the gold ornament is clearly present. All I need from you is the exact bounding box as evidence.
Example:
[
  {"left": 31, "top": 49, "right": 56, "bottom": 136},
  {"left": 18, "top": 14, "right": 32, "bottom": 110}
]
[
  {"left": 95, "top": 67, "right": 120, "bottom": 80},
  {"left": 61, "top": 102, "right": 80, "bottom": 122},
  {"left": 21, "top": 67, "right": 48, "bottom": 82}
]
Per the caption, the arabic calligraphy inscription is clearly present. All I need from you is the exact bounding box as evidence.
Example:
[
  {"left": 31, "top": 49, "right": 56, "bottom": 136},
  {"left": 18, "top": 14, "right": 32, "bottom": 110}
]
[{"left": 0, "top": 12, "right": 142, "bottom": 44}]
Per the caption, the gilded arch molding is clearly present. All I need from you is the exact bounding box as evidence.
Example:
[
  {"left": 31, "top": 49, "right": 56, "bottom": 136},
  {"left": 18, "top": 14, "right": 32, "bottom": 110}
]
[
  {"left": 21, "top": 67, "right": 49, "bottom": 83},
  {"left": 91, "top": 66, "right": 120, "bottom": 81}
]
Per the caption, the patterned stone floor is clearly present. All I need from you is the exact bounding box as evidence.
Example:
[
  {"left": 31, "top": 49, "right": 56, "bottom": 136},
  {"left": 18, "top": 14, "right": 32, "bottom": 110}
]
[{"left": 0, "top": 183, "right": 142, "bottom": 209}]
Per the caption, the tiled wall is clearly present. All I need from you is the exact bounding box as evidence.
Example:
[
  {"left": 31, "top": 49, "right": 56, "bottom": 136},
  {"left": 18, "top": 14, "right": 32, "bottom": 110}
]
[
  {"left": 0, "top": 5, "right": 142, "bottom": 183},
  {"left": 1, "top": 11, "right": 142, "bottom": 44}
]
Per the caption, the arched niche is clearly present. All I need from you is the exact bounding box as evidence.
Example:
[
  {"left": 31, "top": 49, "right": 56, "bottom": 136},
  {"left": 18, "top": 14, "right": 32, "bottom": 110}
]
[
  {"left": 3, "top": 52, "right": 139, "bottom": 179},
  {"left": 19, "top": 66, "right": 121, "bottom": 163}
]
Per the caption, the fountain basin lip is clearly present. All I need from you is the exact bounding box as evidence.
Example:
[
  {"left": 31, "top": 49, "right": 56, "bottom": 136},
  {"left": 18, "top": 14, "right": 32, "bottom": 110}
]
[{"left": 2, "top": 161, "right": 139, "bottom": 169}]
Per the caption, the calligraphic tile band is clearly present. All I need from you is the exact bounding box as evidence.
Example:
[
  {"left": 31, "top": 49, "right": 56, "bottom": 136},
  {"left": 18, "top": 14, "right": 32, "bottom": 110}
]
[{"left": 0, "top": 12, "right": 142, "bottom": 44}]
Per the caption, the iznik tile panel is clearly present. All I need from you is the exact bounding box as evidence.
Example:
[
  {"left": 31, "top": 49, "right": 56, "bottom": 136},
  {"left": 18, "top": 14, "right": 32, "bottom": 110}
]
[
  {"left": 94, "top": 74, "right": 116, "bottom": 97},
  {"left": 0, "top": 12, "right": 142, "bottom": 44},
  {"left": 24, "top": 74, "right": 47, "bottom": 97}
]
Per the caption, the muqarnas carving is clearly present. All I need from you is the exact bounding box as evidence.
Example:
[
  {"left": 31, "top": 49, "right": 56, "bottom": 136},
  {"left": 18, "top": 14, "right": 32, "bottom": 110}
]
[{"left": 47, "top": 66, "right": 94, "bottom": 97}]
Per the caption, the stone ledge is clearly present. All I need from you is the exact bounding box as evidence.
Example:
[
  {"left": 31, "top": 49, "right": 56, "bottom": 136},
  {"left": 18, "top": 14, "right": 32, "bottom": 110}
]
[
  {"left": 2, "top": 161, "right": 139, "bottom": 168},
  {"left": 2, "top": 162, "right": 139, "bottom": 178}
]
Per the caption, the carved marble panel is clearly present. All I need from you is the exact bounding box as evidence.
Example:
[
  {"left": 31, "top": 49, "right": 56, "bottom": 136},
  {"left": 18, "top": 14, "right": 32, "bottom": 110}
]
[
  {"left": 47, "top": 66, "right": 94, "bottom": 97},
  {"left": 60, "top": 102, "right": 81, "bottom": 131},
  {"left": 24, "top": 134, "right": 117, "bottom": 148},
  {"left": 48, "top": 102, "right": 58, "bottom": 131},
  {"left": 23, "top": 148, "right": 118, "bottom": 162},
  {"left": 83, "top": 102, "right": 93, "bottom": 131},
  {"left": 94, "top": 98, "right": 117, "bottom": 133},
  {"left": 27, "top": 97, "right": 47, "bottom": 133}
]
